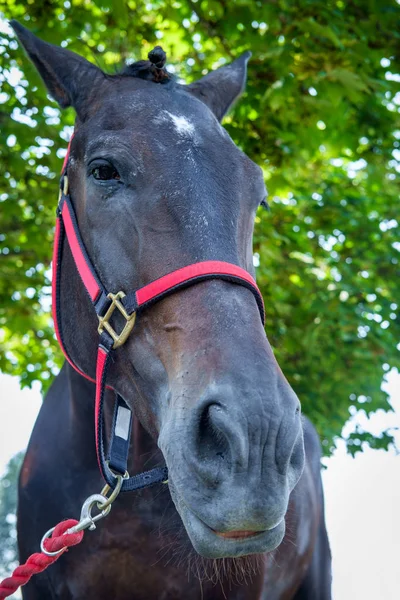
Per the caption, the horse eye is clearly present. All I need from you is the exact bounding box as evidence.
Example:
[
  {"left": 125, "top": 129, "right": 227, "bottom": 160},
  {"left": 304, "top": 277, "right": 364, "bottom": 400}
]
[{"left": 91, "top": 165, "right": 120, "bottom": 181}]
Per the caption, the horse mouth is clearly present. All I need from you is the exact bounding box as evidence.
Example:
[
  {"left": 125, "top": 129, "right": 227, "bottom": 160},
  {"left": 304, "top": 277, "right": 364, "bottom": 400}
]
[
  {"left": 182, "top": 504, "right": 285, "bottom": 558},
  {"left": 170, "top": 483, "right": 285, "bottom": 558},
  {"left": 214, "top": 529, "right": 264, "bottom": 540}
]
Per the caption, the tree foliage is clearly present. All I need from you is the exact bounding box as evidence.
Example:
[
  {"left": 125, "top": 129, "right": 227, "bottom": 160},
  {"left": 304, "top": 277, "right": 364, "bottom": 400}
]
[{"left": 0, "top": 0, "right": 399, "bottom": 455}]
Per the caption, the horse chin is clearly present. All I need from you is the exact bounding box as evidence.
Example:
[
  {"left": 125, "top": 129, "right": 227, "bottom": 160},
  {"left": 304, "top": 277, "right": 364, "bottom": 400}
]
[{"left": 168, "top": 480, "right": 286, "bottom": 559}]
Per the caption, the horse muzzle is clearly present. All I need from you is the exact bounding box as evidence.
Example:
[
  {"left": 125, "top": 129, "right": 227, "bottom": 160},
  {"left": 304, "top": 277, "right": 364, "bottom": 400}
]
[{"left": 158, "top": 381, "right": 305, "bottom": 558}]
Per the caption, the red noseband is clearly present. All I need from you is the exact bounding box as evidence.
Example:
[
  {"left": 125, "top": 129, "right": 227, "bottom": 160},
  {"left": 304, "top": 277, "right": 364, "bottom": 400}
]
[{"left": 52, "top": 138, "right": 265, "bottom": 492}]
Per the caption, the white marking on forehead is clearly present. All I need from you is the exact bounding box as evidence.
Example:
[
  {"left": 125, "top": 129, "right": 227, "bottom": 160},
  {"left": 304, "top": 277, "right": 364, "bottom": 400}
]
[
  {"left": 168, "top": 112, "right": 194, "bottom": 135},
  {"left": 159, "top": 111, "right": 195, "bottom": 137}
]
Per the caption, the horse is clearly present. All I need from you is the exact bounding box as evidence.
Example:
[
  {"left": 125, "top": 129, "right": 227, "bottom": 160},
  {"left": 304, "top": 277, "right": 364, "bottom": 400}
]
[{"left": 11, "top": 21, "right": 332, "bottom": 600}]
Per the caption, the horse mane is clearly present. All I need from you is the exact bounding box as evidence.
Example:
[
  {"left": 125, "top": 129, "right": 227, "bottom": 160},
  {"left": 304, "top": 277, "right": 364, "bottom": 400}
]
[{"left": 119, "top": 45, "right": 171, "bottom": 83}]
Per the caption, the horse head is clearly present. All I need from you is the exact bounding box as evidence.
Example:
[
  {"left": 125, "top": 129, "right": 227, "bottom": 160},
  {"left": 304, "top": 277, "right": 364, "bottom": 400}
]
[{"left": 13, "top": 21, "right": 305, "bottom": 559}]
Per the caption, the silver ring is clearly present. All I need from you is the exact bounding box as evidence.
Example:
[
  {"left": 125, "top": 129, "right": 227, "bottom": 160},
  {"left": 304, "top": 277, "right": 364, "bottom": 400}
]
[{"left": 40, "top": 526, "right": 68, "bottom": 557}]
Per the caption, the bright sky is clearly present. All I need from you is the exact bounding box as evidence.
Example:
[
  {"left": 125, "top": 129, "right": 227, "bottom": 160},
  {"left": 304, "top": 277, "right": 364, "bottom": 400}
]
[{"left": 0, "top": 370, "right": 399, "bottom": 599}]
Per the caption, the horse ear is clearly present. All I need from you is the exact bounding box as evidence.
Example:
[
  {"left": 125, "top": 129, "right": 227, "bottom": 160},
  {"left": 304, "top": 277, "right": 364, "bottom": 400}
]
[
  {"left": 186, "top": 52, "right": 251, "bottom": 121},
  {"left": 10, "top": 20, "right": 105, "bottom": 119}
]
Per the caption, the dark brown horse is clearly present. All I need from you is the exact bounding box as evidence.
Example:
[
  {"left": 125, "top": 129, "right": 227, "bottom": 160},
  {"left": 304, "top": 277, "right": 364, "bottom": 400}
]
[{"left": 12, "top": 21, "right": 332, "bottom": 599}]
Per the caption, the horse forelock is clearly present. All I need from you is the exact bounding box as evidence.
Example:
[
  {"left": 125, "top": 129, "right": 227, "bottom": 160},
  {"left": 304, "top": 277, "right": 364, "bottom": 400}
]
[{"left": 120, "top": 61, "right": 171, "bottom": 82}]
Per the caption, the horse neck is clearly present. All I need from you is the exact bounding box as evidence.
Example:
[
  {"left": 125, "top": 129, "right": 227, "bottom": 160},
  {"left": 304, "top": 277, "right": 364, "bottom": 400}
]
[{"left": 65, "top": 362, "right": 162, "bottom": 475}]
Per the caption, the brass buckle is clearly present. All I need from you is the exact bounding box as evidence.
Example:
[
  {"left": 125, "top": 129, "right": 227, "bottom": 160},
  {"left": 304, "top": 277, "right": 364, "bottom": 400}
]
[
  {"left": 58, "top": 174, "right": 69, "bottom": 203},
  {"left": 97, "top": 291, "right": 136, "bottom": 349}
]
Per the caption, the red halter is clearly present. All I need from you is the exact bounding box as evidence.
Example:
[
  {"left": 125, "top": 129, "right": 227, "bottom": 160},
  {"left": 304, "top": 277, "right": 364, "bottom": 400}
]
[{"left": 52, "top": 138, "right": 265, "bottom": 491}]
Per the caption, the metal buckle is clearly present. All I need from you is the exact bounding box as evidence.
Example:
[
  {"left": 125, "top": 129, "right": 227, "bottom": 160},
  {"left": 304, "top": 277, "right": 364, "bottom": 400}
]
[
  {"left": 58, "top": 174, "right": 69, "bottom": 203},
  {"left": 97, "top": 291, "right": 136, "bottom": 349}
]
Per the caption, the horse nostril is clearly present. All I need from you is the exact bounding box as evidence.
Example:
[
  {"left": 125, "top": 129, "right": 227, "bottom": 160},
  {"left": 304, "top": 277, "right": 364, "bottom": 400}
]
[
  {"left": 193, "top": 401, "right": 249, "bottom": 483},
  {"left": 287, "top": 432, "right": 305, "bottom": 489},
  {"left": 197, "top": 403, "right": 230, "bottom": 466}
]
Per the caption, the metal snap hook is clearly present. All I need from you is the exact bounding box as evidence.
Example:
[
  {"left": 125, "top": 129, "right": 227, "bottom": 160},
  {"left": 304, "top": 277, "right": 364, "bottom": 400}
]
[
  {"left": 68, "top": 494, "right": 112, "bottom": 534},
  {"left": 40, "top": 494, "right": 111, "bottom": 556}
]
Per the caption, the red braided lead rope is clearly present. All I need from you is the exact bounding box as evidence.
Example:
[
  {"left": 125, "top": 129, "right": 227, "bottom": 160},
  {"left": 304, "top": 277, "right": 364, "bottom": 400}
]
[{"left": 0, "top": 519, "right": 84, "bottom": 599}]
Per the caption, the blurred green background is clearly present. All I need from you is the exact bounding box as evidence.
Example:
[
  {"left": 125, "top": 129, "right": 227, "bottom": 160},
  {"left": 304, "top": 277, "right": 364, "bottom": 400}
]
[{"left": 0, "top": 0, "right": 399, "bottom": 456}]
